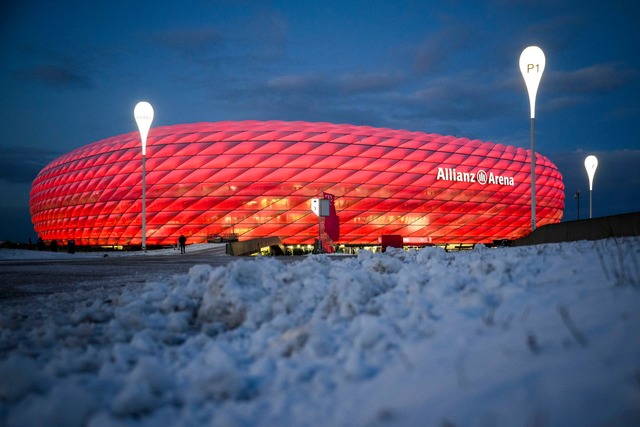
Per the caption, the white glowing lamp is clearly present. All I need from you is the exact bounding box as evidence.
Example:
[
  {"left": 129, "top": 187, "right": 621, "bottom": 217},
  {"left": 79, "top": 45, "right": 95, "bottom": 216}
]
[
  {"left": 134, "top": 101, "right": 153, "bottom": 251},
  {"left": 519, "top": 46, "right": 546, "bottom": 119},
  {"left": 520, "top": 46, "right": 546, "bottom": 232},
  {"left": 584, "top": 155, "right": 598, "bottom": 219},
  {"left": 134, "top": 102, "right": 154, "bottom": 155},
  {"left": 584, "top": 155, "right": 598, "bottom": 191}
]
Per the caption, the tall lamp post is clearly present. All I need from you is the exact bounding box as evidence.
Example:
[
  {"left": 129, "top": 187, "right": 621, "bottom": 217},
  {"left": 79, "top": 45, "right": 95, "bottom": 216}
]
[
  {"left": 134, "top": 102, "right": 154, "bottom": 251},
  {"left": 520, "top": 46, "right": 546, "bottom": 231},
  {"left": 584, "top": 155, "right": 598, "bottom": 219}
]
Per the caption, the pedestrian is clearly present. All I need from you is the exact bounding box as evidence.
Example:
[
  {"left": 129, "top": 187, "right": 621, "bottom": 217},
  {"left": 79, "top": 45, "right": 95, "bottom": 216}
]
[{"left": 178, "top": 235, "right": 186, "bottom": 254}]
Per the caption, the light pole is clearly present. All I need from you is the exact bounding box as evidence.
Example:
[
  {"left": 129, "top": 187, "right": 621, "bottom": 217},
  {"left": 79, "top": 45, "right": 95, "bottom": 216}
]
[
  {"left": 134, "top": 101, "right": 154, "bottom": 251},
  {"left": 574, "top": 190, "right": 580, "bottom": 220},
  {"left": 520, "top": 46, "right": 546, "bottom": 231},
  {"left": 584, "top": 155, "right": 598, "bottom": 219}
]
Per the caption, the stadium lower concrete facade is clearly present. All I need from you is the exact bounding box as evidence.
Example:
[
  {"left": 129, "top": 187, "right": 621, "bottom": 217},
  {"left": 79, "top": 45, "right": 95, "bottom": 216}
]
[{"left": 30, "top": 120, "right": 564, "bottom": 247}]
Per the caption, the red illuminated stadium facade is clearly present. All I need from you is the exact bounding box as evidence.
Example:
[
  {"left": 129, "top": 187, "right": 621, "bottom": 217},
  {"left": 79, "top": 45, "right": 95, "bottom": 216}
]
[{"left": 30, "top": 120, "right": 564, "bottom": 248}]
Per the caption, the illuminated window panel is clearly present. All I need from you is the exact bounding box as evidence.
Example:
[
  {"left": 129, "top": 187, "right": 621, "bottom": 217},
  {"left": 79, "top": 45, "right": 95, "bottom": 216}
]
[{"left": 30, "top": 120, "right": 564, "bottom": 246}]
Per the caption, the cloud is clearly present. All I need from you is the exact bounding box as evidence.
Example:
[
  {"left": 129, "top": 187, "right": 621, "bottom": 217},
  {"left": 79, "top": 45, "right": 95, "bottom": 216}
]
[
  {"left": 542, "top": 95, "right": 587, "bottom": 111},
  {"left": 411, "top": 21, "right": 476, "bottom": 75},
  {"left": 265, "top": 71, "right": 405, "bottom": 96},
  {"left": 149, "top": 9, "right": 287, "bottom": 65},
  {"left": 0, "top": 147, "right": 59, "bottom": 184},
  {"left": 151, "top": 27, "right": 223, "bottom": 57},
  {"left": 403, "top": 72, "right": 513, "bottom": 122},
  {"left": 9, "top": 42, "right": 122, "bottom": 89},
  {"left": 248, "top": 66, "right": 520, "bottom": 138},
  {"left": 337, "top": 72, "right": 406, "bottom": 95},
  {"left": 16, "top": 64, "right": 92, "bottom": 88},
  {"left": 266, "top": 74, "right": 327, "bottom": 92},
  {"left": 547, "top": 63, "right": 637, "bottom": 94},
  {"left": 245, "top": 9, "right": 288, "bottom": 51}
]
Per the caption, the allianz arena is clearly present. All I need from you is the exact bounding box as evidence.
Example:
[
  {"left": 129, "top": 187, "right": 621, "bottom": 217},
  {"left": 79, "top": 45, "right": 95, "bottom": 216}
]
[{"left": 30, "top": 120, "right": 564, "bottom": 248}]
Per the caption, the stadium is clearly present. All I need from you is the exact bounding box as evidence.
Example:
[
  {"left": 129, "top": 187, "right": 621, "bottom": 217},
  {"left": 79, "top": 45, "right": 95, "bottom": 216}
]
[{"left": 30, "top": 120, "right": 564, "bottom": 250}]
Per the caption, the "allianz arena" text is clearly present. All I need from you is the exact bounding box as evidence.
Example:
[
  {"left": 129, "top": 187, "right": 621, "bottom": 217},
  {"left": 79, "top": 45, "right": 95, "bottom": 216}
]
[{"left": 436, "top": 167, "right": 515, "bottom": 186}]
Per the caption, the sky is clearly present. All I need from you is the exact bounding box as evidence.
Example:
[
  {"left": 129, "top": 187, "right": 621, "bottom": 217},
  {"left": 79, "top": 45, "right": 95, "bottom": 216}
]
[{"left": 1, "top": 0, "right": 639, "bottom": 242}]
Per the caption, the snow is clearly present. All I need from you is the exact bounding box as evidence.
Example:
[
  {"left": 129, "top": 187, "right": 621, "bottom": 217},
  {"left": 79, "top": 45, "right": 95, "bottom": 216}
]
[{"left": 1, "top": 238, "right": 640, "bottom": 426}]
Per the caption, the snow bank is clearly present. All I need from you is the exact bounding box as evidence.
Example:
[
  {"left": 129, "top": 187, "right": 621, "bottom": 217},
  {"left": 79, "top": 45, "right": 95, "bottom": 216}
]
[{"left": 1, "top": 238, "right": 639, "bottom": 426}]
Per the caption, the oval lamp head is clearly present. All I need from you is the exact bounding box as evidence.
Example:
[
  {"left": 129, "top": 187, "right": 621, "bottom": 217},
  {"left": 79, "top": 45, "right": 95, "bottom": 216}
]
[
  {"left": 134, "top": 102, "right": 154, "bottom": 155},
  {"left": 584, "top": 155, "right": 598, "bottom": 191},
  {"left": 519, "top": 46, "right": 546, "bottom": 119}
]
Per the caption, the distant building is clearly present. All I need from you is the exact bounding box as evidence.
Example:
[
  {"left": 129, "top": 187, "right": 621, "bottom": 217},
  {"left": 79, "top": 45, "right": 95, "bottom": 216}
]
[{"left": 30, "top": 120, "right": 564, "bottom": 247}]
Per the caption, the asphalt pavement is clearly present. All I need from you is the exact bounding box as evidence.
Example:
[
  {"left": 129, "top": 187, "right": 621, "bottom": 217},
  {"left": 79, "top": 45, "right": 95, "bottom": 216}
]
[{"left": 0, "top": 248, "right": 312, "bottom": 300}]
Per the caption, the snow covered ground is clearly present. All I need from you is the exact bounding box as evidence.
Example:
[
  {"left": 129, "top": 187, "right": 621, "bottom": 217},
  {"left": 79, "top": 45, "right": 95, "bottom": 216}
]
[{"left": 1, "top": 237, "right": 639, "bottom": 427}]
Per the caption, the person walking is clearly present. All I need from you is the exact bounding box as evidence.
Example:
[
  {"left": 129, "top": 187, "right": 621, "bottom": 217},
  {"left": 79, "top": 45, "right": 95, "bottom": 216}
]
[{"left": 178, "top": 234, "right": 187, "bottom": 254}]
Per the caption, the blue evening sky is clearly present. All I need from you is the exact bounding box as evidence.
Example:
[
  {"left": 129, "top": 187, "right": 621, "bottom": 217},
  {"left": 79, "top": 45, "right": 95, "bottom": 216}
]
[{"left": 1, "top": 0, "right": 638, "bottom": 242}]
